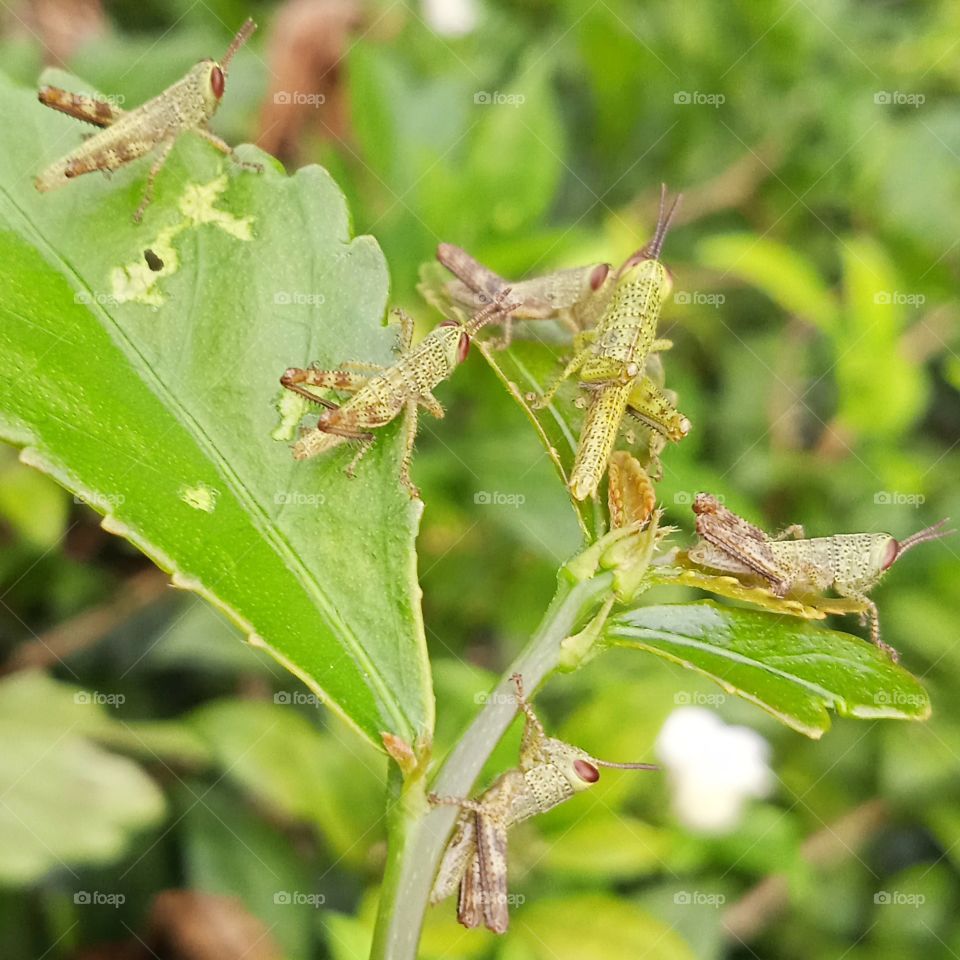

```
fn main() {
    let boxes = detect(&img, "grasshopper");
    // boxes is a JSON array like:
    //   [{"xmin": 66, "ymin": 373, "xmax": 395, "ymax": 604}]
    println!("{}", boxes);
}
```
[
  {"xmin": 526, "ymin": 187, "xmax": 689, "ymax": 500},
  {"xmin": 429, "ymin": 673, "xmax": 656, "ymax": 934},
  {"xmin": 688, "ymin": 493, "xmax": 954, "ymax": 659},
  {"xmin": 35, "ymin": 19, "xmax": 260, "ymax": 222},
  {"xmin": 280, "ymin": 294, "xmax": 515, "ymax": 498},
  {"xmin": 531, "ymin": 186, "xmax": 681, "ymax": 408},
  {"xmin": 436, "ymin": 242, "xmax": 614, "ymax": 345}
]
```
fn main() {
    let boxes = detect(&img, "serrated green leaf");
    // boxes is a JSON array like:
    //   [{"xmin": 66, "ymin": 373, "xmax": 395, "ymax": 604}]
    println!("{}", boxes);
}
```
[
  {"xmin": 0, "ymin": 72, "xmax": 432, "ymax": 748},
  {"xmin": 606, "ymin": 602, "xmax": 931, "ymax": 738}
]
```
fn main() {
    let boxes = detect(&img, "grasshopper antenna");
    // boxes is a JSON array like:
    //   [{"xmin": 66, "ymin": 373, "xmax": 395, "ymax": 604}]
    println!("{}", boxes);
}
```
[
  {"xmin": 591, "ymin": 759, "xmax": 659, "ymax": 771},
  {"xmin": 895, "ymin": 518, "xmax": 955, "ymax": 557},
  {"xmin": 646, "ymin": 183, "xmax": 682, "ymax": 260},
  {"xmin": 222, "ymin": 19, "xmax": 257, "ymax": 72},
  {"xmin": 466, "ymin": 287, "xmax": 519, "ymax": 335},
  {"xmin": 623, "ymin": 184, "xmax": 682, "ymax": 266}
]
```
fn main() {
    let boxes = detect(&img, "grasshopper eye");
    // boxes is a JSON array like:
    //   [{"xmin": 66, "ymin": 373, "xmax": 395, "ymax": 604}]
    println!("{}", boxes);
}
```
[
  {"xmin": 882, "ymin": 538, "xmax": 900, "ymax": 570},
  {"xmin": 590, "ymin": 263, "xmax": 610, "ymax": 290},
  {"xmin": 211, "ymin": 65, "xmax": 225, "ymax": 99},
  {"xmin": 458, "ymin": 332, "xmax": 471, "ymax": 363},
  {"xmin": 573, "ymin": 759, "xmax": 599, "ymax": 783}
]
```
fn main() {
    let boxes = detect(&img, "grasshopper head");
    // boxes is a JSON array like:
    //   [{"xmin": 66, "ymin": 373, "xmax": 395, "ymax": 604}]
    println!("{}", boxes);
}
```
[
  {"xmin": 190, "ymin": 61, "xmax": 224, "ymax": 113},
  {"xmin": 618, "ymin": 256, "xmax": 675, "ymax": 303},
  {"xmin": 879, "ymin": 518, "xmax": 954, "ymax": 571},
  {"xmin": 437, "ymin": 287, "xmax": 520, "ymax": 365},
  {"xmin": 541, "ymin": 736, "xmax": 658, "ymax": 795},
  {"xmin": 438, "ymin": 319, "xmax": 471, "ymax": 364},
  {"xmin": 197, "ymin": 19, "xmax": 257, "ymax": 111},
  {"xmin": 539, "ymin": 738, "xmax": 603, "ymax": 795}
]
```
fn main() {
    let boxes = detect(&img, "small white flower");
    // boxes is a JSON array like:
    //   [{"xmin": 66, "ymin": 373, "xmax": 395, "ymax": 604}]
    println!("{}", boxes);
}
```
[
  {"xmin": 421, "ymin": 0, "xmax": 479, "ymax": 36},
  {"xmin": 656, "ymin": 707, "xmax": 773, "ymax": 834}
]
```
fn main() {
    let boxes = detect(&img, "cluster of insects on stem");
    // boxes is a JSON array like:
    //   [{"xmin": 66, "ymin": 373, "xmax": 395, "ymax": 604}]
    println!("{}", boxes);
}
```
[
  {"xmin": 281, "ymin": 186, "xmax": 690, "ymax": 508},
  {"xmin": 278, "ymin": 182, "xmax": 951, "ymax": 661}
]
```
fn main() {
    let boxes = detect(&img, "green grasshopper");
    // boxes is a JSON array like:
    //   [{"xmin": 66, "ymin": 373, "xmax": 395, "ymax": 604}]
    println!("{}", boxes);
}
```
[
  {"xmin": 688, "ymin": 492, "xmax": 954, "ymax": 659},
  {"xmin": 436, "ymin": 242, "xmax": 615, "ymax": 344},
  {"xmin": 280, "ymin": 294, "xmax": 515, "ymax": 498},
  {"xmin": 35, "ymin": 19, "xmax": 260, "ymax": 222},
  {"xmin": 429, "ymin": 674, "xmax": 656, "ymax": 934},
  {"xmin": 531, "ymin": 187, "xmax": 681, "ymax": 407},
  {"xmin": 527, "ymin": 186, "xmax": 689, "ymax": 500}
]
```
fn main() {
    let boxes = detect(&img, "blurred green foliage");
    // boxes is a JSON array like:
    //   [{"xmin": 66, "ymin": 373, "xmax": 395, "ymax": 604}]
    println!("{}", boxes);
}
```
[{"xmin": 0, "ymin": 0, "xmax": 958, "ymax": 958}]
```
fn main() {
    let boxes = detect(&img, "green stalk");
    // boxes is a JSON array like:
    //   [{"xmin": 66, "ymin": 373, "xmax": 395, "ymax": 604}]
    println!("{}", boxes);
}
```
[{"xmin": 369, "ymin": 570, "xmax": 615, "ymax": 960}]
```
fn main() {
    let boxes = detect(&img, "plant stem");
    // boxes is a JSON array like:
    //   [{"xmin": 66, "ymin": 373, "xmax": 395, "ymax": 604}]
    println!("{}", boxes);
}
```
[{"xmin": 369, "ymin": 570, "xmax": 615, "ymax": 960}]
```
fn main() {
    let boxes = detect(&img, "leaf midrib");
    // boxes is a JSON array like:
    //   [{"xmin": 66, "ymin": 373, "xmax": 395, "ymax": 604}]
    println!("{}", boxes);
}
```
[{"xmin": 610, "ymin": 622, "xmax": 845, "ymax": 705}]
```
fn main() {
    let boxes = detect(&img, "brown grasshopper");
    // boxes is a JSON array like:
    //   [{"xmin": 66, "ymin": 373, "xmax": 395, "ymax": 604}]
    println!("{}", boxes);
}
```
[
  {"xmin": 436, "ymin": 242, "xmax": 614, "ymax": 345},
  {"xmin": 35, "ymin": 19, "xmax": 260, "ymax": 222},
  {"xmin": 688, "ymin": 493, "xmax": 954, "ymax": 659},
  {"xmin": 280, "ymin": 294, "xmax": 515, "ymax": 498},
  {"xmin": 429, "ymin": 673, "xmax": 656, "ymax": 934}
]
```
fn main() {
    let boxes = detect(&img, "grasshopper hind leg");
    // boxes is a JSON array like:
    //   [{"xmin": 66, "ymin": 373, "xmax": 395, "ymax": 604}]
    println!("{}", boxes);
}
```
[
  {"xmin": 37, "ymin": 86, "xmax": 124, "ymax": 127},
  {"xmin": 280, "ymin": 367, "xmax": 372, "ymax": 409}
]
